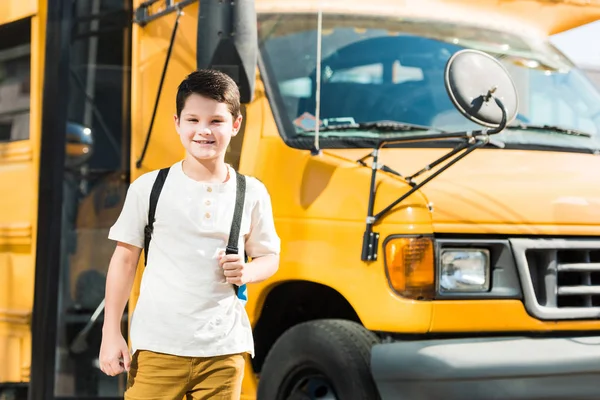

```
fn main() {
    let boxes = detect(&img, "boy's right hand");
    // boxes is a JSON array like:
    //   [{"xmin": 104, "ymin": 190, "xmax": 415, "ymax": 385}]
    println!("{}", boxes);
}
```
[{"xmin": 99, "ymin": 331, "xmax": 131, "ymax": 376}]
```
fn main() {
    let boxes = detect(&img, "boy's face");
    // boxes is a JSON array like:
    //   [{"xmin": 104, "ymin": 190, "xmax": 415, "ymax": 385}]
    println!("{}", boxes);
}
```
[{"xmin": 174, "ymin": 93, "xmax": 242, "ymax": 162}]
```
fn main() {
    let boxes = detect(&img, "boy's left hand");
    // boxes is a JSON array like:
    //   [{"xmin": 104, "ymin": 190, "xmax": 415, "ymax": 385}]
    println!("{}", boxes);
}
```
[{"xmin": 219, "ymin": 252, "xmax": 253, "ymax": 285}]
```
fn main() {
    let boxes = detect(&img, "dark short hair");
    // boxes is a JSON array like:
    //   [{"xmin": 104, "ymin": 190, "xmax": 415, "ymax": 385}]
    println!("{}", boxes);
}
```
[{"xmin": 176, "ymin": 69, "xmax": 241, "ymax": 118}]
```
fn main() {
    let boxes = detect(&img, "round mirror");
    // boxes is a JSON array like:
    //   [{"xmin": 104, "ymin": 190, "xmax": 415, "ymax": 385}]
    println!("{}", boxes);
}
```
[
  {"xmin": 444, "ymin": 49, "xmax": 518, "ymax": 129},
  {"xmin": 65, "ymin": 122, "xmax": 93, "ymax": 168}
]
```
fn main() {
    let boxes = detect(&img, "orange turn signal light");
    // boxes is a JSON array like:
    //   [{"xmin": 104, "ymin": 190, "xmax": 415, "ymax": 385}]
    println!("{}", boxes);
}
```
[{"xmin": 384, "ymin": 236, "xmax": 435, "ymax": 300}]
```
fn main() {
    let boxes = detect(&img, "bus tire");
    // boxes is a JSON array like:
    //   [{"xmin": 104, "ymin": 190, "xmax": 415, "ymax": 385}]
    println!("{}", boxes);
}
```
[{"xmin": 257, "ymin": 319, "xmax": 381, "ymax": 400}]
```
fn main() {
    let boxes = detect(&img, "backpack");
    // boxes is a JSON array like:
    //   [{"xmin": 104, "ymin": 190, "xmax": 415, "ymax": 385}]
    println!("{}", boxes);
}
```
[{"xmin": 143, "ymin": 167, "xmax": 248, "ymax": 304}]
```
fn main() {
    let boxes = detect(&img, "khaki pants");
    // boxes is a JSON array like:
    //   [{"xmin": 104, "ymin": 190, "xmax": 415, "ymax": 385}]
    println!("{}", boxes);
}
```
[{"xmin": 125, "ymin": 350, "xmax": 245, "ymax": 400}]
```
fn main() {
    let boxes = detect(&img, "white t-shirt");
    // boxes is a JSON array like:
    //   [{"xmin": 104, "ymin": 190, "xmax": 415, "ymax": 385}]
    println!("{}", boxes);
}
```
[{"xmin": 108, "ymin": 161, "xmax": 280, "ymax": 358}]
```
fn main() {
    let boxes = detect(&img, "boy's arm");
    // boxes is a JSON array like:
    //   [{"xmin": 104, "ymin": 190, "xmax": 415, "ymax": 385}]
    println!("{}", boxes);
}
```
[
  {"xmin": 220, "ymin": 253, "xmax": 279, "ymax": 285},
  {"xmin": 100, "ymin": 174, "xmax": 148, "ymax": 375},
  {"xmin": 247, "ymin": 254, "xmax": 279, "ymax": 283},
  {"xmin": 99, "ymin": 242, "xmax": 141, "ymax": 375},
  {"xmin": 103, "ymin": 242, "xmax": 141, "ymax": 334},
  {"xmin": 242, "ymin": 180, "xmax": 281, "ymax": 283},
  {"xmin": 221, "ymin": 180, "xmax": 281, "ymax": 285}
]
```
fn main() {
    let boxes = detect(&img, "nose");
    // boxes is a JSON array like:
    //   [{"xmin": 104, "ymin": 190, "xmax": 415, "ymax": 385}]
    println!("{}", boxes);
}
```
[{"xmin": 197, "ymin": 126, "xmax": 212, "ymax": 136}]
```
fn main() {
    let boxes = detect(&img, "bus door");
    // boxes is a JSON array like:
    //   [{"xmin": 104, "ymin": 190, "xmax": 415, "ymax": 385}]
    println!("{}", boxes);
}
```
[{"xmin": 29, "ymin": 0, "xmax": 133, "ymax": 399}]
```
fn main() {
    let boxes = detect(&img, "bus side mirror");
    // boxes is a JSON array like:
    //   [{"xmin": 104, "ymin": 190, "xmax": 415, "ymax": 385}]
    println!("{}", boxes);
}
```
[
  {"xmin": 65, "ymin": 122, "xmax": 93, "ymax": 168},
  {"xmin": 445, "ymin": 49, "xmax": 518, "ymax": 131},
  {"xmin": 197, "ymin": 0, "xmax": 257, "ymax": 103}
]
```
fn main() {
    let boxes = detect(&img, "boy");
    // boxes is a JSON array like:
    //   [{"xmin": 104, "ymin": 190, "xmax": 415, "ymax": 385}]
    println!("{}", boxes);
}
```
[{"xmin": 99, "ymin": 69, "xmax": 280, "ymax": 399}]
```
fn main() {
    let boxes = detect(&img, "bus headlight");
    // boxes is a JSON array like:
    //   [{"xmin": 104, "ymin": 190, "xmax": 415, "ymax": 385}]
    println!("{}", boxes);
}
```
[{"xmin": 439, "ymin": 249, "xmax": 490, "ymax": 293}]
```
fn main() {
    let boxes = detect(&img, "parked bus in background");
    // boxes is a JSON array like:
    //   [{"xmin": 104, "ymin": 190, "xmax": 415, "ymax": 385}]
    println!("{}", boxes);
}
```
[{"xmin": 1, "ymin": 0, "xmax": 600, "ymax": 399}]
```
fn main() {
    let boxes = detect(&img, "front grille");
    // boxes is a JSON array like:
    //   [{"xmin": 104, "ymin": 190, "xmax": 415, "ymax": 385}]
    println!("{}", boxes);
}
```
[{"xmin": 511, "ymin": 239, "xmax": 600, "ymax": 320}]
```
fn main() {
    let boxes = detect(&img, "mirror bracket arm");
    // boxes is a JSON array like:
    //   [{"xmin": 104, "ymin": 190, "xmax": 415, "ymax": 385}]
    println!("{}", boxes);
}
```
[
  {"xmin": 360, "ymin": 137, "xmax": 486, "ymax": 262},
  {"xmin": 360, "ymin": 147, "xmax": 381, "ymax": 261},
  {"xmin": 134, "ymin": 0, "xmax": 196, "ymax": 26},
  {"xmin": 488, "ymin": 97, "xmax": 508, "ymax": 134},
  {"xmin": 360, "ymin": 92, "xmax": 509, "ymax": 262}
]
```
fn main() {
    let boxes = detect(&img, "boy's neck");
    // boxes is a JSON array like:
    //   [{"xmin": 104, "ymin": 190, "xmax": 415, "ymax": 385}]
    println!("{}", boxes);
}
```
[{"xmin": 181, "ymin": 156, "xmax": 230, "ymax": 183}]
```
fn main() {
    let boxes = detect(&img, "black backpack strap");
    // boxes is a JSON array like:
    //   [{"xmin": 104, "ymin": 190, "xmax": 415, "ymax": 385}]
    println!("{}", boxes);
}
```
[
  {"xmin": 226, "ymin": 172, "xmax": 246, "ymax": 256},
  {"xmin": 226, "ymin": 172, "xmax": 246, "ymax": 295},
  {"xmin": 144, "ymin": 167, "xmax": 170, "ymax": 266}
]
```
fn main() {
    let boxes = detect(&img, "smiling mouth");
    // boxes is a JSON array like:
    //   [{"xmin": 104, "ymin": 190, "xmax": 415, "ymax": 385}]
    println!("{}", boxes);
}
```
[{"xmin": 194, "ymin": 140, "xmax": 216, "ymax": 145}]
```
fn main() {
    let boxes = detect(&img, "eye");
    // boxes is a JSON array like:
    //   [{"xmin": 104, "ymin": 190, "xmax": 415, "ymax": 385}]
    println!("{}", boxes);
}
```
[
  {"xmin": 187, "ymin": 118, "xmax": 198, "ymax": 122},
  {"xmin": 212, "ymin": 119, "xmax": 223, "ymax": 124}
]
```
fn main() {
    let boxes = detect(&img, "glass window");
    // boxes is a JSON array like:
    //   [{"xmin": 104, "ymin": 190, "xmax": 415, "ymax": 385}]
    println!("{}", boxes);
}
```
[
  {"xmin": 0, "ymin": 19, "xmax": 31, "ymax": 142},
  {"xmin": 53, "ymin": 0, "xmax": 132, "ymax": 397},
  {"xmin": 259, "ymin": 13, "xmax": 600, "ymax": 152}
]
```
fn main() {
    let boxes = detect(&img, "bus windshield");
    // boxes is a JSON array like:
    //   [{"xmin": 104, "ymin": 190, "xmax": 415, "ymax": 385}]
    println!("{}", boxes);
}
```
[{"xmin": 258, "ymin": 13, "xmax": 600, "ymax": 152}]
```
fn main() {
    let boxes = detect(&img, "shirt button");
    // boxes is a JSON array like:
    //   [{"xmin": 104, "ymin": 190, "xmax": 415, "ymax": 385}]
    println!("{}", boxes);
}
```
[
  {"xmin": 205, "ymin": 212, "xmax": 211, "ymax": 219},
  {"xmin": 205, "ymin": 200, "xmax": 211, "ymax": 206},
  {"xmin": 207, "ymin": 187, "xmax": 213, "ymax": 193}
]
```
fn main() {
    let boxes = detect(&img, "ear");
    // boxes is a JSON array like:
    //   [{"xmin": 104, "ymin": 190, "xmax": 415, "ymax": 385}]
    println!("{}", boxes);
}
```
[
  {"xmin": 232, "ymin": 114, "xmax": 243, "ymax": 136},
  {"xmin": 173, "ymin": 114, "xmax": 180, "ymax": 133}
]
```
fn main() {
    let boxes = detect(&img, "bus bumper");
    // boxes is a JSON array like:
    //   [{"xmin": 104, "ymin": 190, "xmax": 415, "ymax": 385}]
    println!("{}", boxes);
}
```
[{"xmin": 371, "ymin": 336, "xmax": 600, "ymax": 400}]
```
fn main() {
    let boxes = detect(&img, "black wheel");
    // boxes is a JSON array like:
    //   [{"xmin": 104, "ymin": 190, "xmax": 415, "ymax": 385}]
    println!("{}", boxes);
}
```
[{"xmin": 257, "ymin": 319, "xmax": 381, "ymax": 400}]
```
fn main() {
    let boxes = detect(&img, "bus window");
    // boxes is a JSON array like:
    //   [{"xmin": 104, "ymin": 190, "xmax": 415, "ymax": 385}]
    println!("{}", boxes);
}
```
[{"xmin": 0, "ymin": 18, "xmax": 31, "ymax": 142}]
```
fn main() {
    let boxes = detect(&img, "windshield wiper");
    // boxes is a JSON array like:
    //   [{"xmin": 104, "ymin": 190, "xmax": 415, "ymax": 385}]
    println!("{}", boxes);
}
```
[
  {"xmin": 302, "ymin": 120, "xmax": 449, "ymax": 178},
  {"xmin": 508, "ymin": 122, "xmax": 592, "ymax": 138},
  {"xmin": 302, "ymin": 120, "xmax": 446, "ymax": 134}
]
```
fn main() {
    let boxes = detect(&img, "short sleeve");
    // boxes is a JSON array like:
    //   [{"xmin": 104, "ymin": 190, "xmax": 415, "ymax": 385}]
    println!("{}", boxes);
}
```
[
  {"xmin": 108, "ymin": 179, "xmax": 148, "ymax": 249},
  {"xmin": 245, "ymin": 182, "xmax": 281, "ymax": 258}
]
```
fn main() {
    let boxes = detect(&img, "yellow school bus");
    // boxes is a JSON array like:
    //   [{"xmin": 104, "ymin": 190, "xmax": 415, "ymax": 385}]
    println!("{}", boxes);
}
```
[{"xmin": 2, "ymin": 0, "xmax": 600, "ymax": 399}]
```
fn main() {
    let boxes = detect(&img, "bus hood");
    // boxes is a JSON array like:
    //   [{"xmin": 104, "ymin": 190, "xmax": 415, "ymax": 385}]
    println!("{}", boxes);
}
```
[{"xmin": 339, "ymin": 148, "xmax": 600, "ymax": 235}]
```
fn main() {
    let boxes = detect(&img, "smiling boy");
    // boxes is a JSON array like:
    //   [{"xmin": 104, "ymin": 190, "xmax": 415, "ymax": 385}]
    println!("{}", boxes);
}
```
[{"xmin": 99, "ymin": 69, "xmax": 281, "ymax": 399}]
